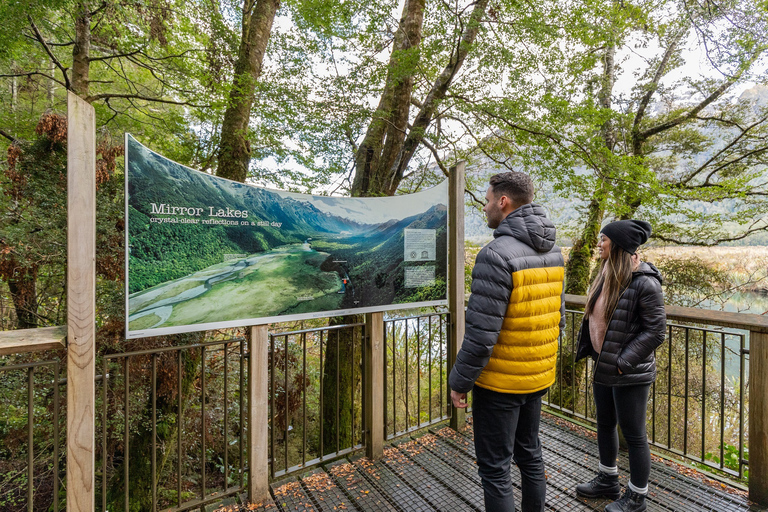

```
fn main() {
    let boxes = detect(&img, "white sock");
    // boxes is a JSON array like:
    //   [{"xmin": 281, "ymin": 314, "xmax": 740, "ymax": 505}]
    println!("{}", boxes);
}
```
[
  {"xmin": 628, "ymin": 481, "xmax": 648, "ymax": 495},
  {"xmin": 599, "ymin": 463, "xmax": 618, "ymax": 475}
]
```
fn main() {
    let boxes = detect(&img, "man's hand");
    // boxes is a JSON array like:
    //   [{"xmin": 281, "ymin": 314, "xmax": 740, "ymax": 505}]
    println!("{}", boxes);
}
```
[{"xmin": 451, "ymin": 390, "xmax": 468, "ymax": 409}]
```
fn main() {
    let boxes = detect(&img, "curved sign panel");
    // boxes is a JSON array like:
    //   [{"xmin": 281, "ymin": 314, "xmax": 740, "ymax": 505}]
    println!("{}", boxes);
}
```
[{"xmin": 125, "ymin": 134, "xmax": 448, "ymax": 338}]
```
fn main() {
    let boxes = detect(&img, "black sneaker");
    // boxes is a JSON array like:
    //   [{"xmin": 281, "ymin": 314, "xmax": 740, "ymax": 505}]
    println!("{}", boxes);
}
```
[
  {"xmin": 605, "ymin": 488, "xmax": 647, "ymax": 512},
  {"xmin": 575, "ymin": 472, "xmax": 621, "ymax": 499}
]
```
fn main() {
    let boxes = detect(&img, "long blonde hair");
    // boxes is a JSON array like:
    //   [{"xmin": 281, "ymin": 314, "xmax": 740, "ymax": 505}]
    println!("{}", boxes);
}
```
[{"xmin": 585, "ymin": 242, "xmax": 635, "ymax": 323}]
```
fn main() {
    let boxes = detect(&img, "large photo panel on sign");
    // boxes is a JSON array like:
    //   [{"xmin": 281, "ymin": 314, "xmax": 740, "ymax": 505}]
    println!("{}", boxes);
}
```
[{"xmin": 125, "ymin": 134, "xmax": 448, "ymax": 338}]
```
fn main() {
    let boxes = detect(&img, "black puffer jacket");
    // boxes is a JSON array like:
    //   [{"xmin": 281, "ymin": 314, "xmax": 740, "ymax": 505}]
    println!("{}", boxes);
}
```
[{"xmin": 575, "ymin": 262, "xmax": 666, "ymax": 387}]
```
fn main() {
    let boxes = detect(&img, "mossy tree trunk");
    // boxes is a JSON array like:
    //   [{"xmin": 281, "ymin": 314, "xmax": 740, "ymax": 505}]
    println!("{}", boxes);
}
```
[{"xmin": 321, "ymin": 320, "xmax": 361, "ymax": 455}]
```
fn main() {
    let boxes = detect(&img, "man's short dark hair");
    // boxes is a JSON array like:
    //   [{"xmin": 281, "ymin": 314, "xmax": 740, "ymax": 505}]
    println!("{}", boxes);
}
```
[{"xmin": 489, "ymin": 172, "xmax": 534, "ymax": 205}]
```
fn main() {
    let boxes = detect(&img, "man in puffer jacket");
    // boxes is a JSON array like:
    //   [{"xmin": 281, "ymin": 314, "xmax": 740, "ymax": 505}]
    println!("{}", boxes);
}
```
[{"xmin": 449, "ymin": 171, "xmax": 565, "ymax": 512}]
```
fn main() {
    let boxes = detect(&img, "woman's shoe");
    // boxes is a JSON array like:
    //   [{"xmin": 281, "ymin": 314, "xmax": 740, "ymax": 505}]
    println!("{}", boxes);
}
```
[
  {"xmin": 575, "ymin": 472, "xmax": 621, "ymax": 499},
  {"xmin": 604, "ymin": 488, "xmax": 647, "ymax": 512}
]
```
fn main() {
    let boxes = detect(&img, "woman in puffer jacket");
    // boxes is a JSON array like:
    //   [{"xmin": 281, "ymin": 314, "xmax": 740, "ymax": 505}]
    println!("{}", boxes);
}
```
[{"xmin": 574, "ymin": 220, "xmax": 666, "ymax": 512}]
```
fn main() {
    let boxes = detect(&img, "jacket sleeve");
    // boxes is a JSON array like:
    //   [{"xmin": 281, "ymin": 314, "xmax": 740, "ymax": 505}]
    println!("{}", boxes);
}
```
[
  {"xmin": 448, "ymin": 245, "xmax": 513, "ymax": 394},
  {"xmin": 617, "ymin": 276, "xmax": 666, "ymax": 372}
]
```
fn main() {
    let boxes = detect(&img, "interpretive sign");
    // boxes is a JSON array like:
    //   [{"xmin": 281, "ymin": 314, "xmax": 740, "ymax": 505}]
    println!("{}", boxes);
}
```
[{"xmin": 125, "ymin": 134, "xmax": 448, "ymax": 338}]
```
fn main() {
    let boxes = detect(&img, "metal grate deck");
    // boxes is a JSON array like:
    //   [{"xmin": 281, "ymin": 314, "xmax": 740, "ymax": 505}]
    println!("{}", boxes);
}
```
[{"xmin": 217, "ymin": 414, "xmax": 762, "ymax": 511}]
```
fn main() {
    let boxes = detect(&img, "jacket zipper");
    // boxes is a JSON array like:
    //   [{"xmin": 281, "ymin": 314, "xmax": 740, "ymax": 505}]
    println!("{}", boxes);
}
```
[{"xmin": 591, "ymin": 286, "xmax": 630, "ymax": 383}]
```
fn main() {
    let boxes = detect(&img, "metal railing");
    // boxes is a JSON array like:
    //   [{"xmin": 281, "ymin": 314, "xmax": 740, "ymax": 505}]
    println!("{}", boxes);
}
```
[
  {"xmin": 545, "ymin": 306, "xmax": 750, "ymax": 480},
  {"xmin": 384, "ymin": 312, "xmax": 450, "ymax": 439},
  {"xmin": 0, "ymin": 358, "xmax": 63, "ymax": 512},
  {"xmin": 267, "ymin": 322, "xmax": 365, "ymax": 479},
  {"xmin": 2, "ymin": 302, "xmax": 760, "ymax": 509},
  {"xmin": 99, "ymin": 335, "xmax": 248, "ymax": 512}
]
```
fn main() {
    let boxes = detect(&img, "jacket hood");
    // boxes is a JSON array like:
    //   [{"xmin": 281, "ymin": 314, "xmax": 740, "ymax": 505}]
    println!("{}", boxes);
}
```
[
  {"xmin": 493, "ymin": 203, "xmax": 556, "ymax": 253},
  {"xmin": 635, "ymin": 261, "xmax": 663, "ymax": 285}
]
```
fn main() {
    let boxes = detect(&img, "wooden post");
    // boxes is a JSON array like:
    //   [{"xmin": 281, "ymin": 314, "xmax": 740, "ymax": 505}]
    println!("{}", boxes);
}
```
[
  {"xmin": 66, "ymin": 91, "xmax": 96, "ymax": 512},
  {"xmin": 750, "ymin": 330, "xmax": 768, "ymax": 506},
  {"xmin": 448, "ymin": 161, "xmax": 466, "ymax": 431},
  {"xmin": 248, "ymin": 325, "xmax": 270, "ymax": 503},
  {"xmin": 364, "ymin": 312, "xmax": 385, "ymax": 459}
]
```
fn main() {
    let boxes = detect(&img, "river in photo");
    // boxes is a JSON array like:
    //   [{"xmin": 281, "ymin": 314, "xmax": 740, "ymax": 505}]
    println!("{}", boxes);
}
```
[{"xmin": 128, "ymin": 243, "xmax": 342, "ymax": 330}]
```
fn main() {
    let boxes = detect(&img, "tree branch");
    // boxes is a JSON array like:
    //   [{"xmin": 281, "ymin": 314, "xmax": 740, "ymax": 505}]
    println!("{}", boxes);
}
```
[
  {"xmin": 419, "ymin": 137, "xmax": 450, "ymax": 177},
  {"xmin": 88, "ymin": 49, "xmax": 142, "ymax": 62},
  {"xmin": 655, "ymin": 222, "xmax": 768, "ymax": 246},
  {"xmin": 678, "ymin": 112, "xmax": 768, "ymax": 185},
  {"xmin": 89, "ymin": 1, "xmax": 108, "ymax": 17},
  {"xmin": 0, "ymin": 71, "xmax": 67, "ymax": 88},
  {"xmin": 27, "ymin": 15, "xmax": 71, "ymax": 91},
  {"xmin": 637, "ymin": 50, "xmax": 763, "ymax": 142},
  {"xmin": 389, "ymin": 0, "xmax": 491, "ymax": 190},
  {"xmin": 632, "ymin": 31, "xmax": 684, "ymax": 143},
  {"xmin": 84, "ymin": 93, "xmax": 209, "ymax": 108},
  {"xmin": 0, "ymin": 129, "xmax": 19, "ymax": 144}
]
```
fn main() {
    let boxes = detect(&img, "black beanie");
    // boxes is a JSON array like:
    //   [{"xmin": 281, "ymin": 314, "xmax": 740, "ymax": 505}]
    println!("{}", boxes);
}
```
[{"xmin": 600, "ymin": 220, "xmax": 652, "ymax": 255}]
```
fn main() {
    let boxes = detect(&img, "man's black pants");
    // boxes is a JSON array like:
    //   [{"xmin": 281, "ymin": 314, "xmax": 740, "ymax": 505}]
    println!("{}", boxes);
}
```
[{"xmin": 472, "ymin": 385, "xmax": 547, "ymax": 512}]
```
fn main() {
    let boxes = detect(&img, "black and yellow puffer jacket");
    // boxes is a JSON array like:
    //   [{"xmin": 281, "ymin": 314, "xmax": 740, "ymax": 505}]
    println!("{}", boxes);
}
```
[{"xmin": 448, "ymin": 203, "xmax": 565, "ymax": 395}]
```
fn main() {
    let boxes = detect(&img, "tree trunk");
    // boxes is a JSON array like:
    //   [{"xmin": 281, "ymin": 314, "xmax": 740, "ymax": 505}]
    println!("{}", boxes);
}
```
[
  {"xmin": 217, "ymin": 0, "xmax": 280, "ymax": 183},
  {"xmin": 321, "ymin": 322, "xmax": 360, "ymax": 455},
  {"xmin": 564, "ymin": 195, "xmax": 603, "ymax": 295},
  {"xmin": 71, "ymin": 2, "xmax": 90, "ymax": 97},
  {"xmin": 351, "ymin": 0, "xmax": 425, "ymax": 197},
  {"xmin": 107, "ymin": 340, "xmax": 203, "ymax": 511},
  {"xmin": 563, "ymin": 40, "xmax": 615, "ymax": 294},
  {"xmin": 5, "ymin": 263, "xmax": 39, "ymax": 329},
  {"xmin": 351, "ymin": 0, "xmax": 489, "ymax": 196}
]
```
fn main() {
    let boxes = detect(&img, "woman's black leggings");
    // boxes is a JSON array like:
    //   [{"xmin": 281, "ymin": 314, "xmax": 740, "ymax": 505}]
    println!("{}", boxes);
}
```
[{"xmin": 593, "ymin": 382, "xmax": 651, "ymax": 488}]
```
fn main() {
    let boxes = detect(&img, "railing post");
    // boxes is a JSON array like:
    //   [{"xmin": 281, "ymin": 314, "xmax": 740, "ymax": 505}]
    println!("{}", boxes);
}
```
[
  {"xmin": 364, "ymin": 312, "xmax": 385, "ymax": 459},
  {"xmin": 448, "ymin": 162, "xmax": 466, "ymax": 431},
  {"xmin": 248, "ymin": 325, "xmax": 270, "ymax": 503},
  {"xmin": 66, "ymin": 91, "xmax": 96, "ymax": 512},
  {"xmin": 750, "ymin": 329, "xmax": 768, "ymax": 506}
]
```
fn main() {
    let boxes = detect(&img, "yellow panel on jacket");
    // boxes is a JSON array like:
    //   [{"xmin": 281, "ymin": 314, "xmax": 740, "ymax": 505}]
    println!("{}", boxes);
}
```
[{"xmin": 475, "ymin": 266, "xmax": 564, "ymax": 394}]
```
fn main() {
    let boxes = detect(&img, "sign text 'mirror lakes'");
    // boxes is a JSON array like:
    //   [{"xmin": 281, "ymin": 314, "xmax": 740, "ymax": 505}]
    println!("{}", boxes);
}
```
[{"xmin": 150, "ymin": 203, "xmax": 248, "ymax": 219}]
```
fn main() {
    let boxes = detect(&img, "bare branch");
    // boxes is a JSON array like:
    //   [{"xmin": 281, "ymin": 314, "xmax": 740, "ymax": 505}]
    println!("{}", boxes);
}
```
[
  {"xmin": 637, "ymin": 50, "xmax": 763, "ymax": 142},
  {"xmin": 655, "ymin": 223, "xmax": 768, "ymax": 246},
  {"xmin": 84, "ymin": 93, "xmax": 209, "ymax": 108},
  {"xmin": 419, "ymin": 138, "xmax": 450, "ymax": 177},
  {"xmin": 27, "ymin": 15, "xmax": 71, "ymax": 91},
  {"xmin": 0, "ymin": 71, "xmax": 67, "ymax": 88},
  {"xmin": 0, "ymin": 129, "xmax": 19, "ymax": 144},
  {"xmin": 88, "ymin": 49, "xmax": 141, "ymax": 62},
  {"xmin": 676, "ymin": 112, "xmax": 768, "ymax": 185}
]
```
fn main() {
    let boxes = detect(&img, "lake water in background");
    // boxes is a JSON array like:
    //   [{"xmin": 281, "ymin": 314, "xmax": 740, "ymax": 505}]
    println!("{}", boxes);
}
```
[
  {"xmin": 680, "ymin": 291, "xmax": 768, "ymax": 381},
  {"xmin": 699, "ymin": 290, "xmax": 768, "ymax": 315}
]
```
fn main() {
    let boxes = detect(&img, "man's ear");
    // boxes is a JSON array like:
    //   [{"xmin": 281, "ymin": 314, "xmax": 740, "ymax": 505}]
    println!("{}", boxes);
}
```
[{"xmin": 499, "ymin": 195, "xmax": 518, "ymax": 213}]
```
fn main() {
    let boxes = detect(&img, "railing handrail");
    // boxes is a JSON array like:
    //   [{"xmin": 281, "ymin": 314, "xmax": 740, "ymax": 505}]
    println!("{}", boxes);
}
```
[
  {"xmin": 565, "ymin": 293, "xmax": 768, "ymax": 333},
  {"xmin": 0, "ymin": 325, "xmax": 67, "ymax": 356}
]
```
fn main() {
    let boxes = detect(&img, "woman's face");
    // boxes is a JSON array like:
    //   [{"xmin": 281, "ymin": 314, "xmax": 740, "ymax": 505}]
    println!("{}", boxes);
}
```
[{"xmin": 597, "ymin": 234, "xmax": 611, "ymax": 260}]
